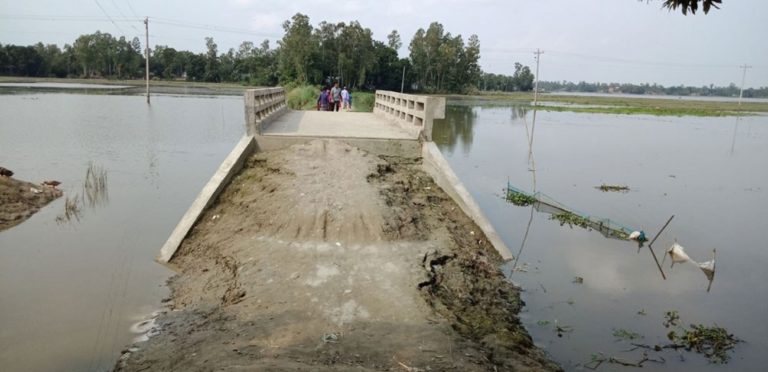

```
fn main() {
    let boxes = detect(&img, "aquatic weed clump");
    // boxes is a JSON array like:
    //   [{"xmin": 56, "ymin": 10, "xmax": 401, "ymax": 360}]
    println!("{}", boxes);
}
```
[
  {"xmin": 605, "ymin": 311, "xmax": 743, "ymax": 367},
  {"xmin": 667, "ymin": 324, "xmax": 741, "ymax": 364},
  {"xmin": 550, "ymin": 211, "xmax": 590, "ymax": 229},
  {"xmin": 506, "ymin": 190, "xmax": 536, "ymax": 206},
  {"xmin": 596, "ymin": 184, "xmax": 630, "ymax": 192}
]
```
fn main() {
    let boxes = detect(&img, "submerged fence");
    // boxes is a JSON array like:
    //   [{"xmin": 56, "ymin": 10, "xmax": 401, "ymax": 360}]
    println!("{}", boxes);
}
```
[{"xmin": 506, "ymin": 182, "xmax": 636, "ymax": 241}]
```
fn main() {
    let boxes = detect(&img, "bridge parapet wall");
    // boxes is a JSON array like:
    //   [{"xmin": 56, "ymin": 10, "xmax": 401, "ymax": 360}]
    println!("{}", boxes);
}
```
[
  {"xmin": 245, "ymin": 87, "xmax": 288, "ymax": 135},
  {"xmin": 373, "ymin": 90, "xmax": 445, "ymax": 141}
]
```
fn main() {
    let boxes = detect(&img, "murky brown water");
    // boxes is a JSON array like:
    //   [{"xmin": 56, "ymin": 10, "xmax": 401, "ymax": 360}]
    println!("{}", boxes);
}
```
[
  {"xmin": 0, "ymin": 91, "xmax": 244, "ymax": 371},
  {"xmin": 434, "ymin": 101, "xmax": 768, "ymax": 371}
]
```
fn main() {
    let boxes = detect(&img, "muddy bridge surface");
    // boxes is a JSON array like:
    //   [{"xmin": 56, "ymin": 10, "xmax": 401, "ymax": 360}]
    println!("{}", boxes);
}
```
[{"xmin": 115, "ymin": 89, "xmax": 557, "ymax": 371}]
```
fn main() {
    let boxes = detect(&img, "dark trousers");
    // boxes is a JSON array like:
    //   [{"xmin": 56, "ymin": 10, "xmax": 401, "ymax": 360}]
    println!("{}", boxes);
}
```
[{"xmin": 331, "ymin": 101, "xmax": 340, "ymax": 111}]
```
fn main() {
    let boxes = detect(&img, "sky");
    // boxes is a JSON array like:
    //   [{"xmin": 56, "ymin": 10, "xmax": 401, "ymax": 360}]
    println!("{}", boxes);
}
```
[{"xmin": 1, "ymin": 0, "xmax": 766, "ymax": 87}]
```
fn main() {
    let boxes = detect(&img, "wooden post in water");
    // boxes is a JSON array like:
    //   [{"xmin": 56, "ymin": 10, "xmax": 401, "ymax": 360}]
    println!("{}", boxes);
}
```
[
  {"xmin": 144, "ymin": 17, "xmax": 150, "ymax": 104},
  {"xmin": 647, "ymin": 215, "xmax": 675, "ymax": 280}
]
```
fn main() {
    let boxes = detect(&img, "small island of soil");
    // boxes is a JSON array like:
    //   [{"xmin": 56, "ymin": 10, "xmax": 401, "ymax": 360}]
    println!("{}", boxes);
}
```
[{"xmin": 0, "ymin": 176, "xmax": 61, "ymax": 232}]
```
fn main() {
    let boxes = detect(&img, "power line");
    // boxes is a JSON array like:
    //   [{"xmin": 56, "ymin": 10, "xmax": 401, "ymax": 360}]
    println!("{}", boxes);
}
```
[
  {"xmin": 93, "ymin": 0, "xmax": 125, "ymax": 34},
  {"xmin": 0, "ymin": 14, "xmax": 140, "ymax": 22},
  {"xmin": 485, "ymin": 47, "xmax": 746, "ymax": 69},
  {"xmin": 126, "ymin": 1, "xmax": 140, "ymax": 19},
  {"xmin": 149, "ymin": 17, "xmax": 278, "ymax": 38},
  {"xmin": 109, "ymin": 0, "xmax": 141, "ymax": 34}
]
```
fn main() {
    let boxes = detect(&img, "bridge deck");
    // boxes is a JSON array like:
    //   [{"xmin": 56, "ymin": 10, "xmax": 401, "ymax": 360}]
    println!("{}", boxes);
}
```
[{"xmin": 262, "ymin": 110, "xmax": 417, "ymax": 140}]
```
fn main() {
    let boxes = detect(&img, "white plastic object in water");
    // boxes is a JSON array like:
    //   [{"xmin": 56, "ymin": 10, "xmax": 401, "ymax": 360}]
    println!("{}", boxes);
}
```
[
  {"xmin": 699, "ymin": 249, "xmax": 716, "ymax": 282},
  {"xmin": 667, "ymin": 243, "xmax": 692, "ymax": 267}
]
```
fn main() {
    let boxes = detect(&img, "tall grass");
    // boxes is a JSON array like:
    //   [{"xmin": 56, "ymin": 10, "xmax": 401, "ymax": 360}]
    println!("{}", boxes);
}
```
[
  {"xmin": 55, "ymin": 162, "xmax": 109, "ymax": 224},
  {"xmin": 351, "ymin": 92, "xmax": 374, "ymax": 112},
  {"xmin": 286, "ymin": 85, "xmax": 320, "ymax": 110},
  {"xmin": 83, "ymin": 162, "xmax": 108, "ymax": 207}
]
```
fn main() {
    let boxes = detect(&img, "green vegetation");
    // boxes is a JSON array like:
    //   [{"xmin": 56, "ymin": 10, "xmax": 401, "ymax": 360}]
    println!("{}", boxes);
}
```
[
  {"xmin": 284, "ymin": 85, "xmax": 375, "ymax": 112},
  {"xmin": 1, "ymin": 15, "xmax": 527, "ymax": 95},
  {"xmin": 351, "ymin": 92, "xmax": 374, "ymax": 112},
  {"xmin": 537, "ymin": 104, "xmax": 748, "ymax": 117},
  {"xmin": 286, "ymin": 84, "xmax": 319, "ymax": 110},
  {"xmin": 550, "ymin": 211, "xmax": 590, "ymax": 229},
  {"xmin": 612, "ymin": 328, "xmax": 643, "ymax": 341},
  {"xmin": 667, "ymin": 324, "xmax": 741, "ymax": 364},
  {"xmin": 605, "ymin": 310, "xmax": 741, "ymax": 365},
  {"xmin": 548, "ymin": 210, "xmax": 630, "ymax": 240},
  {"xmin": 506, "ymin": 190, "xmax": 537, "ymax": 206},
  {"xmin": 537, "ymin": 79, "xmax": 766, "ymax": 98},
  {"xmin": 461, "ymin": 91, "xmax": 768, "ymax": 116},
  {"xmin": 596, "ymin": 184, "xmax": 630, "ymax": 192}
]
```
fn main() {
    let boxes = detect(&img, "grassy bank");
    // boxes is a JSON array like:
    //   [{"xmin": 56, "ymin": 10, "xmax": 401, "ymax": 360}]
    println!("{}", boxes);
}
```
[
  {"xmin": 453, "ymin": 91, "xmax": 768, "ymax": 117},
  {"xmin": 351, "ymin": 91, "xmax": 374, "ymax": 112},
  {"xmin": 285, "ymin": 84, "xmax": 319, "ymax": 110}
]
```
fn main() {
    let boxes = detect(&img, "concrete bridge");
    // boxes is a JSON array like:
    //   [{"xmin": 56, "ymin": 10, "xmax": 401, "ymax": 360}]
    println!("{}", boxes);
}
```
[
  {"xmin": 116, "ymin": 88, "xmax": 556, "ymax": 372},
  {"xmin": 158, "ymin": 88, "xmax": 511, "ymax": 263}
]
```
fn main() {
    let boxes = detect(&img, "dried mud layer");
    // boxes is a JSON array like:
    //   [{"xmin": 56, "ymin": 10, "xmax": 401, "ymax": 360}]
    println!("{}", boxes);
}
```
[
  {"xmin": 115, "ymin": 139, "xmax": 559, "ymax": 371},
  {"xmin": 0, "ymin": 176, "xmax": 61, "ymax": 232}
]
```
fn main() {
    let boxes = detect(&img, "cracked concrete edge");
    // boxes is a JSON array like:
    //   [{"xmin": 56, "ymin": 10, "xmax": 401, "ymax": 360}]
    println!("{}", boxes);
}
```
[
  {"xmin": 157, "ymin": 135, "xmax": 257, "ymax": 264},
  {"xmin": 421, "ymin": 142, "xmax": 514, "ymax": 261}
]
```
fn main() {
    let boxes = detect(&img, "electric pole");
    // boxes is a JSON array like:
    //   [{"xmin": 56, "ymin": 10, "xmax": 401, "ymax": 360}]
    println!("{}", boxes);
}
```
[
  {"xmin": 738, "ymin": 64, "xmax": 752, "ymax": 106},
  {"xmin": 400, "ymin": 65, "xmax": 406, "ymax": 93},
  {"xmin": 533, "ymin": 49, "xmax": 544, "ymax": 106},
  {"xmin": 144, "ymin": 16, "xmax": 150, "ymax": 104},
  {"xmin": 528, "ymin": 49, "xmax": 544, "ymax": 159}
]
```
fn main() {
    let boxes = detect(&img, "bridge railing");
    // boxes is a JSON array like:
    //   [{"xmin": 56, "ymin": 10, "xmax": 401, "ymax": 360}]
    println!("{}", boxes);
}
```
[
  {"xmin": 373, "ymin": 90, "xmax": 445, "ymax": 141},
  {"xmin": 244, "ymin": 87, "xmax": 288, "ymax": 135}
]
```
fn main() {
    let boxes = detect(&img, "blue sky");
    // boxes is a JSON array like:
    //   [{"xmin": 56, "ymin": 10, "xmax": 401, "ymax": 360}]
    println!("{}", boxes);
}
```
[{"xmin": 1, "ymin": 0, "xmax": 766, "ymax": 87}]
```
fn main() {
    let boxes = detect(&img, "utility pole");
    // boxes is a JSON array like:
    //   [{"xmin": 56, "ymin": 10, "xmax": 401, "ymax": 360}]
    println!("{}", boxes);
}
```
[
  {"xmin": 738, "ymin": 64, "xmax": 752, "ymax": 106},
  {"xmin": 732, "ymin": 63, "xmax": 752, "ymax": 155},
  {"xmin": 144, "ymin": 16, "xmax": 150, "ymax": 104},
  {"xmin": 533, "ymin": 49, "xmax": 544, "ymax": 106},
  {"xmin": 400, "ymin": 65, "xmax": 406, "ymax": 93}
]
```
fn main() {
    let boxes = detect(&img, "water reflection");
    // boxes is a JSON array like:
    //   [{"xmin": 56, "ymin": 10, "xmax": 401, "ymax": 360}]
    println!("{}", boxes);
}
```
[
  {"xmin": 432, "ymin": 105, "xmax": 476, "ymax": 154},
  {"xmin": 433, "ymin": 102, "xmax": 530, "ymax": 156},
  {"xmin": 432, "ymin": 100, "xmax": 768, "ymax": 370}
]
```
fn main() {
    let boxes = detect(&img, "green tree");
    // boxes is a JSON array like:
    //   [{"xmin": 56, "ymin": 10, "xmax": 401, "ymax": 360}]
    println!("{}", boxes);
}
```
[
  {"xmin": 203, "ymin": 37, "xmax": 220, "ymax": 82},
  {"xmin": 408, "ymin": 22, "xmax": 481, "ymax": 93},
  {"xmin": 387, "ymin": 30, "xmax": 402, "ymax": 50},
  {"xmin": 278, "ymin": 13, "xmax": 315, "ymax": 83},
  {"xmin": 512, "ymin": 63, "xmax": 534, "ymax": 91}
]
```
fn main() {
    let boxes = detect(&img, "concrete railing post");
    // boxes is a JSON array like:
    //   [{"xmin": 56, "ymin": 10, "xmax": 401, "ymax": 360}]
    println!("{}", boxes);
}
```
[
  {"xmin": 372, "ymin": 90, "xmax": 445, "ymax": 141},
  {"xmin": 244, "ymin": 87, "xmax": 288, "ymax": 135}
]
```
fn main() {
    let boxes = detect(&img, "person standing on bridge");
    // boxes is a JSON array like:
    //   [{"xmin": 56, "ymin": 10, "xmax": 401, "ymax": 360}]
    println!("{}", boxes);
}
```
[
  {"xmin": 330, "ymin": 83, "xmax": 342, "ymax": 112},
  {"xmin": 341, "ymin": 86, "xmax": 350, "ymax": 111},
  {"xmin": 317, "ymin": 86, "xmax": 329, "ymax": 111}
]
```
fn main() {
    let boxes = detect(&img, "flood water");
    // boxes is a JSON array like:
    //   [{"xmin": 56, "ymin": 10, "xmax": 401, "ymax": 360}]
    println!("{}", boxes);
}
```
[
  {"xmin": 0, "ymin": 92, "xmax": 244, "ymax": 371},
  {"xmin": 433, "ymin": 101, "xmax": 768, "ymax": 371}
]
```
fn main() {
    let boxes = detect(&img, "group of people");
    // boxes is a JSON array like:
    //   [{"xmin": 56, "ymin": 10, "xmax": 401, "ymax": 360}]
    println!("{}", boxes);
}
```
[{"xmin": 317, "ymin": 83, "xmax": 352, "ymax": 112}]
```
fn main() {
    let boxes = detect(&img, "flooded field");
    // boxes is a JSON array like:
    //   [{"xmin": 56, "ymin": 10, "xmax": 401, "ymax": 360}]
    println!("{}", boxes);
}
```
[
  {"xmin": 2, "ymin": 90, "xmax": 766, "ymax": 371},
  {"xmin": 0, "ymin": 92, "xmax": 244, "ymax": 371},
  {"xmin": 433, "ymin": 102, "xmax": 768, "ymax": 370}
]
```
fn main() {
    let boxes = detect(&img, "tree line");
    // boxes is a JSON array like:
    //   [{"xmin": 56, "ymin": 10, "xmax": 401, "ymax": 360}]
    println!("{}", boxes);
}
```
[
  {"xmin": 0, "ymin": 13, "xmax": 535, "ymax": 94},
  {"xmin": 537, "ymin": 80, "xmax": 768, "ymax": 98}
]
